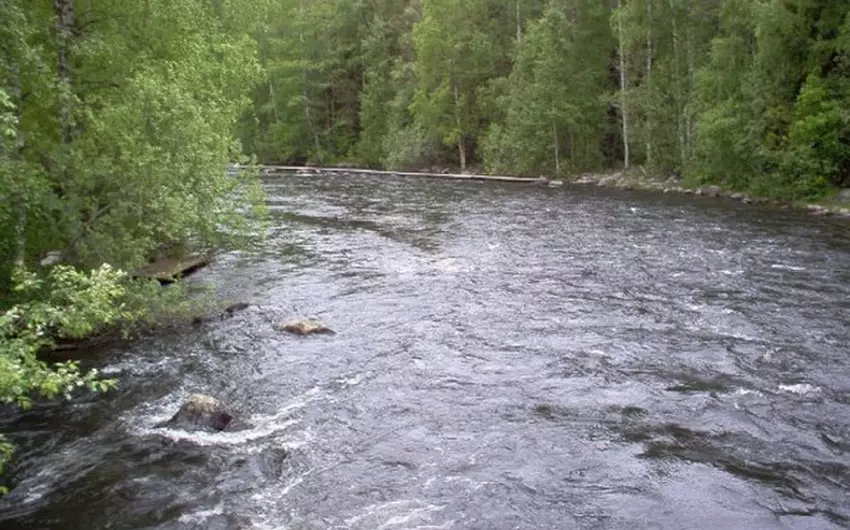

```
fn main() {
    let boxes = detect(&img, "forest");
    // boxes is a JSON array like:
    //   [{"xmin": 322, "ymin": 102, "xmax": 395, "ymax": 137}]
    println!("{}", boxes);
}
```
[
  {"xmin": 0, "ymin": 0, "xmax": 849, "ymax": 482},
  {"xmin": 245, "ymin": 0, "xmax": 850, "ymax": 201}
]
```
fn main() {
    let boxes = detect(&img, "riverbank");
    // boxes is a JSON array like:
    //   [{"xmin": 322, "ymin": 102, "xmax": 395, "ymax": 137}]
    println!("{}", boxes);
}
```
[
  {"xmin": 570, "ymin": 170, "xmax": 850, "ymax": 219},
  {"xmin": 260, "ymin": 164, "xmax": 850, "ymax": 219}
]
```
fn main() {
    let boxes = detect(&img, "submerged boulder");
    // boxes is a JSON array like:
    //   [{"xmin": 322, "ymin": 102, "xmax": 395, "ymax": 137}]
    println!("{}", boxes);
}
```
[
  {"xmin": 191, "ymin": 302, "xmax": 253, "ymax": 326},
  {"xmin": 165, "ymin": 394, "xmax": 233, "ymax": 432},
  {"xmin": 275, "ymin": 317, "xmax": 334, "ymax": 336}
]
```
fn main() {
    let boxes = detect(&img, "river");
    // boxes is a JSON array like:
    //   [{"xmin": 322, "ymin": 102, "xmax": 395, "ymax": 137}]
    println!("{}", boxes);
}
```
[{"xmin": 1, "ymin": 171, "xmax": 849, "ymax": 529}]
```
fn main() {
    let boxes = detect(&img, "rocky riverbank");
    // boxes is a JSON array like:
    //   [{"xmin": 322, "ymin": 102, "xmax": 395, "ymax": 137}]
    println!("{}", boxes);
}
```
[{"xmin": 571, "ymin": 171, "xmax": 850, "ymax": 219}]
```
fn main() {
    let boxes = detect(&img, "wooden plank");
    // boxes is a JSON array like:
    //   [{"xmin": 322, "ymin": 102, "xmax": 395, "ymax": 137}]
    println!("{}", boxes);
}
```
[
  {"xmin": 133, "ymin": 255, "xmax": 211, "ymax": 283},
  {"xmin": 259, "ymin": 165, "xmax": 552, "ymax": 184}
]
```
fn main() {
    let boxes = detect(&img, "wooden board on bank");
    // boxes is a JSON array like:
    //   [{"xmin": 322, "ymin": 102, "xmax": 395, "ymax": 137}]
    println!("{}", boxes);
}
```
[
  {"xmin": 133, "ymin": 255, "xmax": 211, "ymax": 283},
  {"xmin": 260, "ymin": 165, "xmax": 554, "ymax": 184}
]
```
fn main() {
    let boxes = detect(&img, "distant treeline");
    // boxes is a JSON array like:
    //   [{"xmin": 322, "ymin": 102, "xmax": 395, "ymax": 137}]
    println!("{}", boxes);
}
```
[{"xmin": 243, "ymin": 0, "xmax": 850, "ymax": 201}]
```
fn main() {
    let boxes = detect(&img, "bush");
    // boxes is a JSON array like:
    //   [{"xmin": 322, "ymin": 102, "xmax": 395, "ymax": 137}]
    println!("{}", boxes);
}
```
[
  {"xmin": 778, "ymin": 73, "xmax": 848, "ymax": 199},
  {"xmin": 0, "ymin": 264, "xmax": 129, "ymax": 491}
]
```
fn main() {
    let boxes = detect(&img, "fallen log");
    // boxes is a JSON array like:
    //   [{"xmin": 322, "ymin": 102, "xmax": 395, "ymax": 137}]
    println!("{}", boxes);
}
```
[
  {"xmin": 133, "ymin": 255, "xmax": 212, "ymax": 284},
  {"xmin": 260, "ymin": 165, "xmax": 553, "ymax": 184}
]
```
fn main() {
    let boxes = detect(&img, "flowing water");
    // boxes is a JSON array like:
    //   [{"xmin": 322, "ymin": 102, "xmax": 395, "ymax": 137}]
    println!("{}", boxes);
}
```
[{"xmin": 1, "ymin": 172, "xmax": 849, "ymax": 529}]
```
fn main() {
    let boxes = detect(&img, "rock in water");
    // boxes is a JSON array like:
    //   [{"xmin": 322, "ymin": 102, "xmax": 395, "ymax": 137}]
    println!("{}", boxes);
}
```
[
  {"xmin": 223, "ymin": 302, "xmax": 251, "ymax": 315},
  {"xmin": 166, "ymin": 394, "xmax": 233, "ymax": 432},
  {"xmin": 275, "ymin": 317, "xmax": 334, "ymax": 336}
]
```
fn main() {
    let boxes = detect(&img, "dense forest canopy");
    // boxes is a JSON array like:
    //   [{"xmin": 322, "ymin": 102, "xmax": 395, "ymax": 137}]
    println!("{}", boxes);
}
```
[
  {"xmin": 0, "ymin": 0, "xmax": 267, "ymax": 286},
  {"xmin": 246, "ymin": 0, "xmax": 850, "ymax": 201}
]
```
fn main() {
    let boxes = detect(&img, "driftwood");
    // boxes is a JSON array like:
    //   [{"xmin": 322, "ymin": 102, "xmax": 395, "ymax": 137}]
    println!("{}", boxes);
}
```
[
  {"xmin": 260, "ymin": 165, "xmax": 556, "ymax": 185},
  {"xmin": 133, "ymin": 255, "xmax": 212, "ymax": 284}
]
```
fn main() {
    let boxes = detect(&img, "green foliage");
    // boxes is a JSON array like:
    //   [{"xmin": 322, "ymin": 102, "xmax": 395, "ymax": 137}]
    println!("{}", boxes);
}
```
[
  {"xmin": 0, "ymin": 265, "xmax": 122, "ymax": 404},
  {"xmin": 687, "ymin": 0, "xmax": 850, "ymax": 199},
  {"xmin": 0, "ymin": 436, "xmax": 12, "ymax": 494},
  {"xmin": 484, "ymin": 0, "xmax": 612, "ymax": 176},
  {"xmin": 0, "ymin": 89, "xmax": 15, "ymax": 139},
  {"xmin": 411, "ymin": 0, "xmax": 503, "ymax": 169},
  {"xmin": 245, "ymin": 0, "xmax": 373, "ymax": 165},
  {"xmin": 356, "ymin": 5, "xmax": 421, "ymax": 167},
  {"xmin": 0, "ymin": 264, "xmax": 127, "ymax": 492},
  {"xmin": 231, "ymin": 0, "xmax": 850, "ymax": 200},
  {"xmin": 0, "ymin": 0, "xmax": 267, "ymax": 281},
  {"xmin": 776, "ymin": 73, "xmax": 849, "ymax": 198}
]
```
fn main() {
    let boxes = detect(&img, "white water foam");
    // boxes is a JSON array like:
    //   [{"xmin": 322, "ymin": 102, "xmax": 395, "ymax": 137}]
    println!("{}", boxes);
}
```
[
  {"xmin": 733, "ymin": 388, "xmax": 764, "ymax": 397},
  {"xmin": 778, "ymin": 383, "xmax": 821, "ymax": 396},
  {"xmin": 343, "ymin": 499, "xmax": 448, "ymax": 530},
  {"xmin": 11, "ymin": 443, "xmax": 100, "ymax": 506},
  {"xmin": 99, "ymin": 356, "xmax": 173, "ymax": 377},
  {"xmin": 130, "ymin": 387, "xmax": 322, "ymax": 447},
  {"xmin": 177, "ymin": 503, "xmax": 225, "ymax": 524},
  {"xmin": 18, "ymin": 472, "xmax": 52, "ymax": 505},
  {"xmin": 770, "ymin": 264, "xmax": 806, "ymax": 272},
  {"xmin": 729, "ymin": 387, "xmax": 765, "ymax": 409}
]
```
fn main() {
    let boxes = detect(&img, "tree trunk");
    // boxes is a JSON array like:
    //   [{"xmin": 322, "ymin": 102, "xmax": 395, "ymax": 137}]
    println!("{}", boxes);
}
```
[
  {"xmin": 299, "ymin": 0, "xmax": 321, "ymax": 160},
  {"xmin": 54, "ymin": 0, "xmax": 75, "ymax": 147},
  {"xmin": 328, "ymin": 94, "xmax": 335, "ymax": 153},
  {"xmin": 685, "ymin": 0, "xmax": 695, "ymax": 160},
  {"xmin": 13, "ymin": 203, "xmax": 27, "ymax": 267},
  {"xmin": 9, "ymin": 70, "xmax": 26, "ymax": 266},
  {"xmin": 516, "ymin": 0, "xmax": 522, "ymax": 43},
  {"xmin": 617, "ymin": 0, "xmax": 630, "ymax": 170},
  {"xmin": 553, "ymin": 120, "xmax": 560, "ymax": 175},
  {"xmin": 453, "ymin": 82, "xmax": 466, "ymax": 171},
  {"xmin": 269, "ymin": 83, "xmax": 279, "ymax": 122},
  {"xmin": 569, "ymin": 129, "xmax": 576, "ymax": 170},
  {"xmin": 671, "ymin": 0, "xmax": 685, "ymax": 168},
  {"xmin": 261, "ymin": 30, "xmax": 280, "ymax": 123},
  {"xmin": 645, "ymin": 0, "xmax": 652, "ymax": 165},
  {"xmin": 53, "ymin": 0, "xmax": 79, "ymax": 249}
]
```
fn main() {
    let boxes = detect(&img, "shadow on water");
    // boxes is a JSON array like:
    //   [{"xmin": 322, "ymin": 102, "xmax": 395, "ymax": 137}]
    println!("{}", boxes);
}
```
[
  {"xmin": 2, "ymin": 172, "xmax": 850, "ymax": 529},
  {"xmin": 621, "ymin": 421, "xmax": 850, "ymax": 526}
]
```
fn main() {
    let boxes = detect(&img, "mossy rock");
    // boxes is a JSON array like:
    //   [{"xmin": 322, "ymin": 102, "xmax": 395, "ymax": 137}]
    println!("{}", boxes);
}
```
[
  {"xmin": 164, "ymin": 394, "xmax": 233, "ymax": 432},
  {"xmin": 275, "ymin": 318, "xmax": 334, "ymax": 336}
]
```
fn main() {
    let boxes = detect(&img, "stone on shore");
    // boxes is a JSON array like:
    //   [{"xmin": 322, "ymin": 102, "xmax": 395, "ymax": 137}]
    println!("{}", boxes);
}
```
[
  {"xmin": 597, "ymin": 174, "xmax": 621, "ymax": 187},
  {"xmin": 700, "ymin": 185, "xmax": 724, "ymax": 198},
  {"xmin": 806, "ymin": 204, "xmax": 831, "ymax": 216}
]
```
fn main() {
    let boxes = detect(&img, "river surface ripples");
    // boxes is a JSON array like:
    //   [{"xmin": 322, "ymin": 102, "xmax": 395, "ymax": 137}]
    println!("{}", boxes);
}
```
[{"xmin": 1, "ymin": 172, "xmax": 849, "ymax": 529}]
